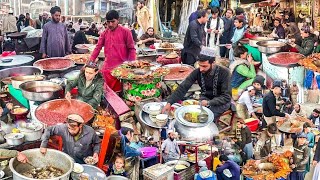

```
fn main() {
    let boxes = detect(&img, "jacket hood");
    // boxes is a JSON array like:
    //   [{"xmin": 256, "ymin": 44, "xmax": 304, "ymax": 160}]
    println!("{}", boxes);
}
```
[{"xmin": 229, "ymin": 57, "xmax": 250, "ymax": 74}]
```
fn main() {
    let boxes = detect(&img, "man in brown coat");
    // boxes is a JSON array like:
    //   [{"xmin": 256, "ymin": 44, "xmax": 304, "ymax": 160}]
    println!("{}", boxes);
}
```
[{"xmin": 290, "ymin": 81, "xmax": 299, "ymax": 105}]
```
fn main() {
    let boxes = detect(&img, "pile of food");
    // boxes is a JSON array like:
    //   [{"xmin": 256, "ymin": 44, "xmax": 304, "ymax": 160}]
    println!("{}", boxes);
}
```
[
  {"xmin": 11, "ymin": 107, "xmax": 28, "ymax": 114},
  {"xmin": 184, "ymin": 111, "xmax": 201, "ymax": 123},
  {"xmin": 35, "ymin": 100, "xmax": 93, "ymax": 126},
  {"xmin": 112, "ymin": 60, "xmax": 169, "ymax": 80},
  {"xmin": 182, "ymin": 100, "xmax": 199, "ymax": 106},
  {"xmin": 243, "ymin": 151, "xmax": 292, "ymax": 180},
  {"xmin": 84, "ymin": 156, "xmax": 97, "ymax": 165},
  {"xmin": 160, "ymin": 42, "xmax": 175, "ymax": 49},
  {"xmin": 268, "ymin": 52, "xmax": 304, "ymax": 66},
  {"xmin": 22, "ymin": 166, "xmax": 64, "ymax": 179},
  {"xmin": 34, "ymin": 58, "xmax": 73, "ymax": 71},
  {"xmin": 299, "ymin": 53, "xmax": 320, "ymax": 72},
  {"xmin": 65, "ymin": 54, "xmax": 90, "ymax": 64},
  {"xmin": 163, "ymin": 65, "xmax": 194, "ymax": 81},
  {"xmin": 93, "ymin": 114, "xmax": 115, "ymax": 129}
]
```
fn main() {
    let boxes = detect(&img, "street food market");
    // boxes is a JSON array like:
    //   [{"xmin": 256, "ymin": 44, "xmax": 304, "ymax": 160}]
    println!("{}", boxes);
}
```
[{"xmin": 0, "ymin": 0, "xmax": 319, "ymax": 180}]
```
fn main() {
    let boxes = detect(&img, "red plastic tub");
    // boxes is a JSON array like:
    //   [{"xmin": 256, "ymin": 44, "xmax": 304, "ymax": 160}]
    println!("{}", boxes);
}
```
[
  {"xmin": 139, "ymin": 147, "xmax": 157, "ymax": 158},
  {"xmin": 246, "ymin": 119, "xmax": 259, "ymax": 132}
]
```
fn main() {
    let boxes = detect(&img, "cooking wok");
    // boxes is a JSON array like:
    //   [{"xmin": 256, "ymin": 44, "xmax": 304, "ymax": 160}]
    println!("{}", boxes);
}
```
[{"xmin": 35, "ymin": 99, "xmax": 94, "ymax": 126}]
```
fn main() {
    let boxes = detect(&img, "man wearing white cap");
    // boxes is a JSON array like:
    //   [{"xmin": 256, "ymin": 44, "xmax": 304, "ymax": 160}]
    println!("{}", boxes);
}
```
[
  {"xmin": 40, "ymin": 114, "xmax": 101, "ymax": 164},
  {"xmin": 194, "ymin": 160, "xmax": 215, "ymax": 180},
  {"xmin": 161, "ymin": 130, "xmax": 180, "ymax": 162},
  {"xmin": 2, "ymin": 10, "xmax": 17, "ymax": 35},
  {"xmin": 236, "ymin": 86, "xmax": 258, "ymax": 120}
]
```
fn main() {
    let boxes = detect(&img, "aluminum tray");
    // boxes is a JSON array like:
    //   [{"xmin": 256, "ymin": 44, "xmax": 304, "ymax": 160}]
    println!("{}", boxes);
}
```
[
  {"xmin": 278, "ymin": 121, "xmax": 304, "ymax": 134},
  {"xmin": 174, "ymin": 105, "xmax": 214, "ymax": 127}
]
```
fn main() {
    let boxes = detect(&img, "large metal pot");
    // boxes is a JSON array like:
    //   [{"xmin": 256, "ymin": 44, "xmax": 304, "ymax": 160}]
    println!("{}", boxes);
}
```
[
  {"xmin": 256, "ymin": 40, "xmax": 286, "ymax": 54},
  {"xmin": 9, "ymin": 148, "xmax": 74, "ymax": 180},
  {"xmin": 0, "ymin": 66, "xmax": 43, "ymax": 80},
  {"xmin": 4, "ymin": 133, "xmax": 24, "ymax": 146},
  {"xmin": 11, "ymin": 75, "xmax": 46, "ymax": 89},
  {"xmin": 19, "ymin": 81, "xmax": 62, "ymax": 101},
  {"xmin": 249, "ymin": 37, "xmax": 274, "ymax": 47},
  {"xmin": 18, "ymin": 123, "xmax": 43, "ymax": 142}
]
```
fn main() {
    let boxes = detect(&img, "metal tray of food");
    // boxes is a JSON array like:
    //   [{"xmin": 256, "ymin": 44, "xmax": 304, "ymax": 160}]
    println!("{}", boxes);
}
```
[
  {"xmin": 174, "ymin": 105, "xmax": 214, "ymax": 127},
  {"xmin": 139, "ymin": 111, "xmax": 166, "ymax": 129},
  {"xmin": 278, "ymin": 120, "xmax": 304, "ymax": 134},
  {"xmin": 163, "ymin": 64, "xmax": 195, "ymax": 81}
]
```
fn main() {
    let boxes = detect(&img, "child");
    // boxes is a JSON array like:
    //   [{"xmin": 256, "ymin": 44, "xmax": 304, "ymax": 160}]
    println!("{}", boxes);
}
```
[
  {"xmin": 236, "ymin": 119, "xmax": 253, "ymax": 160},
  {"xmin": 230, "ymin": 46, "xmax": 258, "ymax": 91},
  {"xmin": 288, "ymin": 132, "xmax": 309, "ymax": 180},
  {"xmin": 280, "ymin": 80, "xmax": 291, "ymax": 102},
  {"xmin": 106, "ymin": 154, "xmax": 127, "ymax": 177}
]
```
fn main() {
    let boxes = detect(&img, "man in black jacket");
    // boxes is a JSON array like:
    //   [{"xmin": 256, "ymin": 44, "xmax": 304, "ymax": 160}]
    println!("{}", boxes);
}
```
[
  {"xmin": 163, "ymin": 55, "xmax": 231, "ymax": 119},
  {"xmin": 182, "ymin": 10, "xmax": 208, "ymax": 65},
  {"xmin": 262, "ymin": 80, "xmax": 289, "ymax": 125},
  {"xmin": 220, "ymin": 8, "xmax": 234, "ymax": 58},
  {"xmin": 72, "ymin": 25, "xmax": 89, "ymax": 52}
]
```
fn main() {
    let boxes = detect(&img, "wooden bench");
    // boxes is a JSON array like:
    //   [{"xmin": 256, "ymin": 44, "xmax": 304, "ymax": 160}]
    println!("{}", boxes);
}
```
[{"xmin": 216, "ymin": 110, "xmax": 236, "ymax": 133}]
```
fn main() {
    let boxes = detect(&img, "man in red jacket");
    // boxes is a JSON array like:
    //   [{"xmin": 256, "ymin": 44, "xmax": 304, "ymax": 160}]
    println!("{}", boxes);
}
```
[{"xmin": 90, "ymin": 10, "xmax": 136, "ymax": 92}]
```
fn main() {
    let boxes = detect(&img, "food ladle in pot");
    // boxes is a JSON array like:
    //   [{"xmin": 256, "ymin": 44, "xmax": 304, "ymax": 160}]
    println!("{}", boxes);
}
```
[{"xmin": 197, "ymin": 101, "xmax": 208, "ymax": 123}]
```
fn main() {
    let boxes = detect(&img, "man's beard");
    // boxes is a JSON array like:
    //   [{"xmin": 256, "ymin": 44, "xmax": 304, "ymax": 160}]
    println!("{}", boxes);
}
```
[
  {"xmin": 169, "ymin": 137, "xmax": 174, "ymax": 141},
  {"xmin": 201, "ymin": 66, "xmax": 212, "ymax": 75},
  {"xmin": 53, "ymin": 18, "xmax": 59, "ymax": 23}
]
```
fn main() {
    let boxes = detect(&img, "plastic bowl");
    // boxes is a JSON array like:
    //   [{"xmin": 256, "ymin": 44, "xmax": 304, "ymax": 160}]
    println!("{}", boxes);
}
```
[
  {"xmin": 246, "ymin": 119, "xmax": 259, "ymax": 132},
  {"xmin": 139, "ymin": 147, "xmax": 157, "ymax": 158},
  {"xmin": 1, "ymin": 58, "xmax": 13, "ymax": 63}
]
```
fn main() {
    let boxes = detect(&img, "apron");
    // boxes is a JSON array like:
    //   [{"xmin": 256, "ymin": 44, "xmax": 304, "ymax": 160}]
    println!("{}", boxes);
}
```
[
  {"xmin": 101, "ymin": 68, "xmax": 122, "ymax": 93},
  {"xmin": 313, "ymin": 162, "xmax": 320, "ymax": 180}
]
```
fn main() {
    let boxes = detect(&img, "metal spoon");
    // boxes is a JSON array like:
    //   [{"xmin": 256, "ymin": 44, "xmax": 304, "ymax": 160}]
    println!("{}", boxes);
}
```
[{"xmin": 197, "ymin": 101, "xmax": 208, "ymax": 123}]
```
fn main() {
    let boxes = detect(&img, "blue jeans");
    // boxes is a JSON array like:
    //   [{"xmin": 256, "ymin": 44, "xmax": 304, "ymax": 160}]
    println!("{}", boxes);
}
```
[{"xmin": 243, "ymin": 142, "xmax": 253, "ymax": 159}]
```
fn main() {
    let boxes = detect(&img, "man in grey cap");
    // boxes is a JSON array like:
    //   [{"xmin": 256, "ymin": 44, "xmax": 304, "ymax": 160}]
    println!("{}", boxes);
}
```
[
  {"xmin": 40, "ymin": 114, "xmax": 101, "ymax": 164},
  {"xmin": 262, "ymin": 80, "xmax": 289, "ymax": 125}
]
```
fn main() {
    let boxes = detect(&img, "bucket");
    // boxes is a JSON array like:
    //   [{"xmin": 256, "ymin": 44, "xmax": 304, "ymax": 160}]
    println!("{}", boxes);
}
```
[
  {"xmin": 139, "ymin": 147, "xmax": 157, "ymax": 158},
  {"xmin": 245, "ymin": 119, "xmax": 259, "ymax": 132}
]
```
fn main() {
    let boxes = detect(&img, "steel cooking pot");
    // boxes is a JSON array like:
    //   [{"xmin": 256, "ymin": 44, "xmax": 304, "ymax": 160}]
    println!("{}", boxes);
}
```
[
  {"xmin": 18, "ymin": 123, "xmax": 43, "ymax": 141},
  {"xmin": 249, "ymin": 37, "xmax": 274, "ymax": 47},
  {"xmin": 11, "ymin": 75, "xmax": 45, "ymax": 89},
  {"xmin": 19, "ymin": 81, "xmax": 62, "ymax": 101},
  {"xmin": 256, "ymin": 40, "xmax": 286, "ymax": 54},
  {"xmin": 9, "ymin": 148, "xmax": 74, "ymax": 180},
  {"xmin": 4, "ymin": 133, "xmax": 24, "ymax": 146}
]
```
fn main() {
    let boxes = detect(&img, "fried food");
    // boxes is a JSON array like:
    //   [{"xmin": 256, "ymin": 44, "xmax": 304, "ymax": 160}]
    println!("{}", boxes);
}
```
[
  {"xmin": 160, "ymin": 42, "xmax": 175, "ymax": 49},
  {"xmin": 12, "ymin": 107, "xmax": 28, "ymax": 114},
  {"xmin": 283, "ymin": 150, "xmax": 293, "ymax": 158},
  {"xmin": 184, "ymin": 112, "xmax": 200, "ymax": 123},
  {"xmin": 251, "ymin": 174, "xmax": 264, "ymax": 180},
  {"xmin": 22, "ymin": 166, "xmax": 64, "ymax": 179}
]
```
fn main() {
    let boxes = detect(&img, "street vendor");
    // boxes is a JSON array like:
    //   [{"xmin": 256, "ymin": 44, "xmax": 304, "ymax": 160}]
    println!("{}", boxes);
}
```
[
  {"xmin": 262, "ymin": 80, "xmax": 289, "ymax": 125},
  {"xmin": 72, "ymin": 25, "xmax": 89, "ymax": 52},
  {"xmin": 236, "ymin": 86, "xmax": 258, "ymax": 119},
  {"xmin": 162, "ymin": 54, "xmax": 232, "ymax": 119},
  {"xmin": 161, "ymin": 130, "xmax": 180, "ymax": 162},
  {"xmin": 254, "ymin": 123, "xmax": 281, "ymax": 159},
  {"xmin": 288, "ymin": 132, "xmax": 309, "ymax": 180},
  {"xmin": 289, "ymin": 25, "xmax": 315, "ymax": 56},
  {"xmin": 89, "ymin": 10, "xmax": 136, "ymax": 92},
  {"xmin": 65, "ymin": 62, "xmax": 104, "ymax": 109},
  {"xmin": 269, "ymin": 18, "xmax": 285, "ymax": 39},
  {"xmin": 139, "ymin": 27, "xmax": 161, "ymax": 47},
  {"xmin": 0, "ymin": 149, "xmax": 28, "ymax": 163},
  {"xmin": 40, "ymin": 114, "xmax": 101, "ymax": 164}
]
